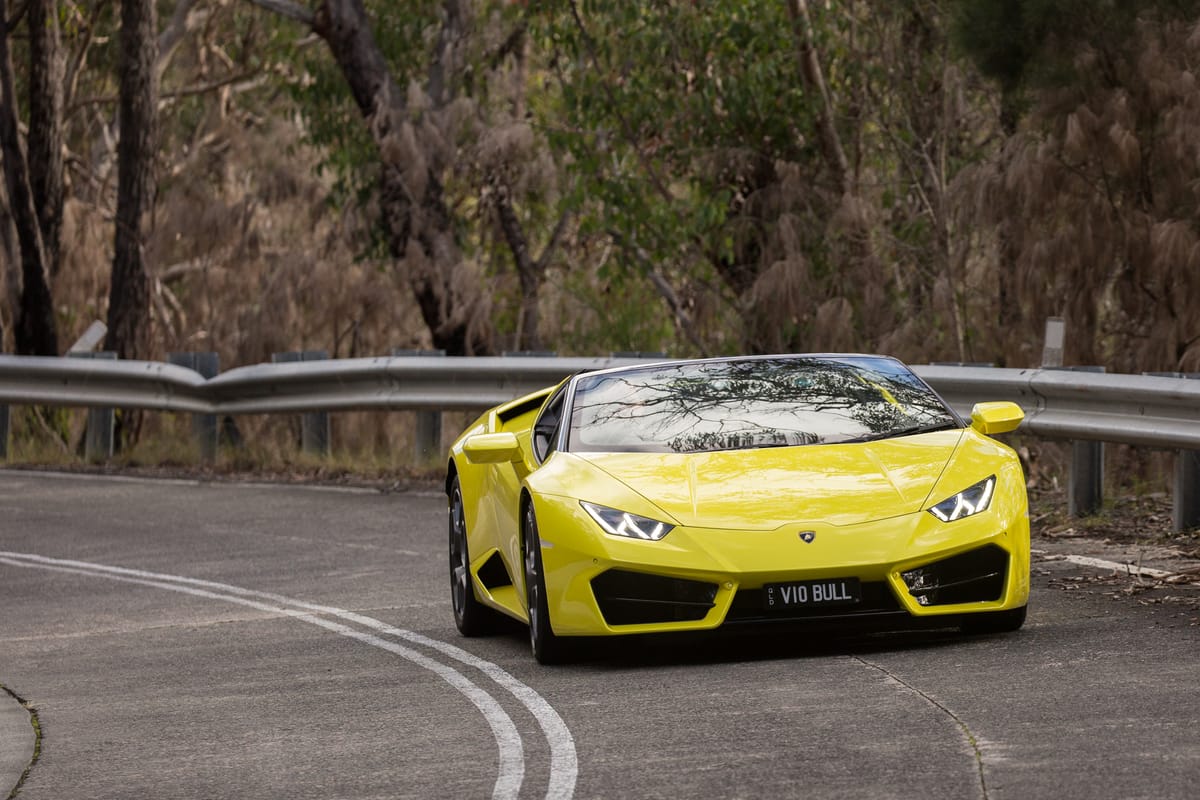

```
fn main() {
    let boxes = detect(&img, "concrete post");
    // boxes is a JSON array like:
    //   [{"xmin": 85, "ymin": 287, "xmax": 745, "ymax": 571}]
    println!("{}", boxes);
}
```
[
  {"xmin": 168, "ymin": 352, "xmax": 220, "ymax": 463},
  {"xmin": 392, "ymin": 349, "xmax": 445, "ymax": 463},
  {"xmin": 271, "ymin": 351, "xmax": 330, "ymax": 458},
  {"xmin": 1041, "ymin": 317, "xmax": 1065, "ymax": 368}
]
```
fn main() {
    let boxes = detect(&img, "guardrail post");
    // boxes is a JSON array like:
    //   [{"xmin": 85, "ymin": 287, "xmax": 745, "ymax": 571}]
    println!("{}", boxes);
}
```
[
  {"xmin": 393, "ymin": 349, "xmax": 445, "ymax": 463},
  {"xmin": 271, "ymin": 350, "xmax": 330, "ymax": 457},
  {"xmin": 168, "ymin": 352, "xmax": 220, "ymax": 463},
  {"xmin": 68, "ymin": 351, "xmax": 116, "ymax": 462},
  {"xmin": 1070, "ymin": 438, "xmax": 1104, "ymax": 517},
  {"xmin": 1040, "ymin": 322, "xmax": 1105, "ymax": 517},
  {"xmin": 1176, "ymin": 449, "xmax": 1200, "ymax": 533},
  {"xmin": 0, "ymin": 403, "xmax": 8, "ymax": 461},
  {"xmin": 1145, "ymin": 372, "xmax": 1200, "ymax": 532},
  {"xmin": 1063, "ymin": 366, "xmax": 1105, "ymax": 517}
]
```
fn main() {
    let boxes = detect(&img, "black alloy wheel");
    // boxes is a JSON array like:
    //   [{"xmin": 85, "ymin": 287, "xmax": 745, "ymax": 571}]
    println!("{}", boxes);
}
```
[
  {"xmin": 449, "ymin": 476, "xmax": 498, "ymax": 636},
  {"xmin": 523, "ymin": 500, "xmax": 570, "ymax": 664}
]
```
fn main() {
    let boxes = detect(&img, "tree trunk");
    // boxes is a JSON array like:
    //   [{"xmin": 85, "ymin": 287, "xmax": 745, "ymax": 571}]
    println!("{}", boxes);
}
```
[
  {"xmin": 105, "ymin": 0, "xmax": 157, "ymax": 363},
  {"xmin": 786, "ymin": 0, "xmax": 851, "ymax": 198},
  {"xmin": 493, "ymin": 180, "xmax": 544, "ymax": 351},
  {"xmin": 0, "ymin": 0, "xmax": 58, "ymax": 355},
  {"xmin": 313, "ymin": 0, "xmax": 488, "ymax": 354},
  {"xmin": 785, "ymin": 0, "xmax": 883, "ymax": 339},
  {"xmin": 28, "ymin": 0, "xmax": 64, "ymax": 277},
  {"xmin": 0, "ymin": 183, "xmax": 16, "ymax": 347}
]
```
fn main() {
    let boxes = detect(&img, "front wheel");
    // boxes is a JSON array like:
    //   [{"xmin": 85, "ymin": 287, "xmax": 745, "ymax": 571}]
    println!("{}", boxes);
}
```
[
  {"xmin": 523, "ymin": 501, "xmax": 572, "ymax": 664},
  {"xmin": 449, "ymin": 476, "xmax": 501, "ymax": 636}
]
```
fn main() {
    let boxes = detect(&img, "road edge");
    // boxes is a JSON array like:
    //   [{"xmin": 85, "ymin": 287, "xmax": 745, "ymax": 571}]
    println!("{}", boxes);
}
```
[{"xmin": 0, "ymin": 684, "xmax": 36, "ymax": 799}]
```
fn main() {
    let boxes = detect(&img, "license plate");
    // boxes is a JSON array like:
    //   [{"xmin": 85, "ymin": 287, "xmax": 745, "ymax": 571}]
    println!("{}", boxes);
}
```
[{"xmin": 763, "ymin": 578, "xmax": 861, "ymax": 610}]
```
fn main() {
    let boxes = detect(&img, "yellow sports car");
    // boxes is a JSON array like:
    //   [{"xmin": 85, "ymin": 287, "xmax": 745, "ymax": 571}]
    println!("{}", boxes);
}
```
[{"xmin": 446, "ymin": 355, "xmax": 1029, "ymax": 663}]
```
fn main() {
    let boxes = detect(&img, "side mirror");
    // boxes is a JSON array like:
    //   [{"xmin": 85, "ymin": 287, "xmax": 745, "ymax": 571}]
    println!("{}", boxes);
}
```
[
  {"xmin": 463, "ymin": 432, "xmax": 523, "ymax": 464},
  {"xmin": 970, "ymin": 401, "xmax": 1024, "ymax": 436}
]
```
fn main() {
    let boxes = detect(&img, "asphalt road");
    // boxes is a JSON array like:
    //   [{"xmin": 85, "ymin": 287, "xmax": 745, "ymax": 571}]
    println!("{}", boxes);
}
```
[{"xmin": 1, "ymin": 470, "xmax": 1197, "ymax": 799}]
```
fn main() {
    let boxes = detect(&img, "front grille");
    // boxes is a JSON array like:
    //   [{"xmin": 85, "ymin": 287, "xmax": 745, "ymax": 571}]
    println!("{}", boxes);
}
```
[
  {"xmin": 591, "ymin": 569, "xmax": 718, "ymax": 626},
  {"xmin": 901, "ymin": 544, "xmax": 1009, "ymax": 606},
  {"xmin": 726, "ymin": 581, "xmax": 902, "ymax": 623}
]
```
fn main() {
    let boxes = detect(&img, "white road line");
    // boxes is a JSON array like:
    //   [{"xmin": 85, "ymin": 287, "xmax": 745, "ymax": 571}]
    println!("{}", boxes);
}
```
[
  {"xmin": 0, "ymin": 467, "xmax": 450, "ymax": 497},
  {"xmin": 0, "ymin": 468, "xmax": 388, "ymax": 495},
  {"xmin": 1061, "ymin": 554, "xmax": 1174, "ymax": 579},
  {"xmin": 0, "ymin": 554, "xmax": 525, "ymax": 800},
  {"xmin": 338, "ymin": 620, "xmax": 578, "ymax": 800},
  {"xmin": 0, "ymin": 550, "xmax": 578, "ymax": 800}
]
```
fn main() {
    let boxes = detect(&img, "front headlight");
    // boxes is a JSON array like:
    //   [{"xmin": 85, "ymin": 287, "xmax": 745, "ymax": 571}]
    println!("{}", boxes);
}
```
[
  {"xmin": 928, "ymin": 475, "xmax": 996, "ymax": 522},
  {"xmin": 581, "ymin": 501, "xmax": 675, "ymax": 541}
]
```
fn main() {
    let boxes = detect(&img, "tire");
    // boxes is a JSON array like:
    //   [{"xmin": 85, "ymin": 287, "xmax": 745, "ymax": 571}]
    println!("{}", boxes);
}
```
[
  {"xmin": 449, "ymin": 476, "xmax": 501, "ymax": 636},
  {"xmin": 960, "ymin": 605, "xmax": 1027, "ymax": 635},
  {"xmin": 523, "ymin": 500, "xmax": 572, "ymax": 664}
]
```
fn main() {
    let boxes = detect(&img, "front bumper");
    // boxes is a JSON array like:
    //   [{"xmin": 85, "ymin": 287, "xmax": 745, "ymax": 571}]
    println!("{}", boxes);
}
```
[{"xmin": 532, "ymin": 489, "xmax": 1030, "ymax": 637}]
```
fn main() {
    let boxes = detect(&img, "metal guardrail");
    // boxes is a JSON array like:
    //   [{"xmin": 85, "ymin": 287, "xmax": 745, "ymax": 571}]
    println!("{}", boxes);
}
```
[
  {"xmin": 2, "ymin": 352, "xmax": 1198, "ymax": 528},
  {"xmin": 0, "ymin": 355, "xmax": 211, "ymax": 412},
  {"xmin": 2, "ymin": 354, "xmax": 1198, "ymax": 449},
  {"xmin": 207, "ymin": 356, "xmax": 653, "ymax": 414},
  {"xmin": 0, "ymin": 354, "xmax": 646, "ymax": 414},
  {"xmin": 912, "ymin": 365, "xmax": 1200, "ymax": 450}
]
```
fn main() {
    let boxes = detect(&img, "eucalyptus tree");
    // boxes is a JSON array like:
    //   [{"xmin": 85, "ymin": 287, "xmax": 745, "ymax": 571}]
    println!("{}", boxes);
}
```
[
  {"xmin": 104, "ymin": 0, "xmax": 157, "ymax": 366},
  {"xmin": 950, "ymin": 0, "xmax": 1200, "ymax": 370},
  {"xmin": 536, "ymin": 0, "xmax": 831, "ymax": 354},
  {"xmin": 853, "ymin": 1, "xmax": 1003, "ymax": 362},
  {"xmin": 534, "ymin": 1, "xmax": 992, "ymax": 360},
  {"xmin": 247, "ymin": 0, "xmax": 567, "ymax": 354},
  {"xmin": 29, "ymin": 0, "xmax": 64, "ymax": 278},
  {"xmin": 0, "ymin": 0, "xmax": 62, "ymax": 355}
]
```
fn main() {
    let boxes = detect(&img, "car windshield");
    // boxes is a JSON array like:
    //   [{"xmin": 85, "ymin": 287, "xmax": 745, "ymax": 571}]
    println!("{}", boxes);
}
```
[{"xmin": 567, "ymin": 356, "xmax": 958, "ymax": 454}]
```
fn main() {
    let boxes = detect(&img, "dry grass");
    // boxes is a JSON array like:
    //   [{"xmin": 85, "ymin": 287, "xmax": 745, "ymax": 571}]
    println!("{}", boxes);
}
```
[{"xmin": 2, "ymin": 404, "xmax": 474, "ymax": 488}]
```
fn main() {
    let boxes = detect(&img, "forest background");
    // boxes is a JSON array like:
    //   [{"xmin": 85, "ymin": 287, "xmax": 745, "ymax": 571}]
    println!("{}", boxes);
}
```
[{"xmin": 2, "ymin": 0, "xmax": 1200, "ymax": 463}]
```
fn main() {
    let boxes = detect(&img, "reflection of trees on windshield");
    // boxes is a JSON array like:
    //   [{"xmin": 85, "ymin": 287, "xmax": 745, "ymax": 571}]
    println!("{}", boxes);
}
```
[
  {"xmin": 667, "ymin": 428, "xmax": 820, "ymax": 453},
  {"xmin": 570, "ymin": 357, "xmax": 956, "ymax": 454}
]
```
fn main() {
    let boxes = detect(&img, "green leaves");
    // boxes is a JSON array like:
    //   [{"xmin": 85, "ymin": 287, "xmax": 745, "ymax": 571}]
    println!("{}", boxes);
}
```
[{"xmin": 534, "ymin": 1, "xmax": 816, "ymax": 272}]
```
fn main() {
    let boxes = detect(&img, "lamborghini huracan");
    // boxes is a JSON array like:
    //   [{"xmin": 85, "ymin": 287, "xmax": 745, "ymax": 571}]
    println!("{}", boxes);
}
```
[{"xmin": 446, "ymin": 355, "xmax": 1029, "ymax": 663}]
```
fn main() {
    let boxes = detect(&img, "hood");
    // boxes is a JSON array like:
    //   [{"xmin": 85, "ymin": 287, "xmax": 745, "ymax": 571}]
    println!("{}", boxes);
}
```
[{"xmin": 575, "ymin": 430, "xmax": 964, "ymax": 529}]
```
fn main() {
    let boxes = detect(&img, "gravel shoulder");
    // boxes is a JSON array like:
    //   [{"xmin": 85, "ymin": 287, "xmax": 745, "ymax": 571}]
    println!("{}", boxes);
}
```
[{"xmin": 1029, "ymin": 487, "xmax": 1200, "ymax": 621}]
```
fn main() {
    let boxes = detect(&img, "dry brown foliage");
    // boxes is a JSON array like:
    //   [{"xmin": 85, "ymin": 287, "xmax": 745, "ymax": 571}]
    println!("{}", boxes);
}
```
[
  {"xmin": 959, "ymin": 15, "xmax": 1200, "ymax": 371},
  {"xmin": 45, "ymin": 113, "xmax": 430, "ymax": 368},
  {"xmin": 691, "ymin": 3, "xmax": 1006, "ymax": 364}
]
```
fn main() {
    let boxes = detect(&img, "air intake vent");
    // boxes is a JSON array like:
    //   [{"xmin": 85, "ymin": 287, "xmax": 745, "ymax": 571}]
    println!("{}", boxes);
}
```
[
  {"xmin": 901, "ymin": 545, "xmax": 1009, "ymax": 606},
  {"xmin": 476, "ymin": 551, "xmax": 513, "ymax": 590},
  {"xmin": 591, "ymin": 570, "xmax": 718, "ymax": 626}
]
